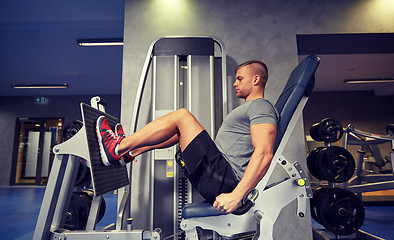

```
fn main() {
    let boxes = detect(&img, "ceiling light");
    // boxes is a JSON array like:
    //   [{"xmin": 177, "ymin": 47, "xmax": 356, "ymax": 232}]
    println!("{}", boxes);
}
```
[
  {"xmin": 344, "ymin": 78, "xmax": 394, "ymax": 84},
  {"xmin": 77, "ymin": 38, "xmax": 124, "ymax": 47},
  {"xmin": 12, "ymin": 84, "xmax": 69, "ymax": 89}
]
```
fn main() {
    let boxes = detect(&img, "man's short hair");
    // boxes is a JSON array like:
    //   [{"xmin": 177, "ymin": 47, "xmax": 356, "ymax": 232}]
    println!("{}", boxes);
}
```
[{"xmin": 235, "ymin": 60, "xmax": 269, "ymax": 80}]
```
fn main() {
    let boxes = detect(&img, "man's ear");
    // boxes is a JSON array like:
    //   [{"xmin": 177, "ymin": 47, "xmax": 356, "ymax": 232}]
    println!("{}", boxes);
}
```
[{"xmin": 253, "ymin": 75, "xmax": 261, "ymax": 85}]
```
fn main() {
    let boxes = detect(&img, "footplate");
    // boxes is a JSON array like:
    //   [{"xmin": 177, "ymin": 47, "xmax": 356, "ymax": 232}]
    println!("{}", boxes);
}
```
[{"xmin": 81, "ymin": 103, "xmax": 129, "ymax": 196}]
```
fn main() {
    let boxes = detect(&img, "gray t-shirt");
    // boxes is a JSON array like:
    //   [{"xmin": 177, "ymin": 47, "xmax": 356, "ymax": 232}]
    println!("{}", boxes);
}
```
[{"xmin": 215, "ymin": 98, "xmax": 279, "ymax": 181}]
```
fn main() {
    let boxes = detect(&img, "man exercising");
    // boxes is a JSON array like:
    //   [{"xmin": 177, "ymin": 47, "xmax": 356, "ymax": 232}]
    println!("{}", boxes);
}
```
[{"xmin": 96, "ymin": 60, "xmax": 279, "ymax": 214}]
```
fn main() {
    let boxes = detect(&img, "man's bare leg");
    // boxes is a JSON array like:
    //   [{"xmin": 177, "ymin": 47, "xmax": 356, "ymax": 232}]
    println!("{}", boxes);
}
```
[
  {"xmin": 118, "ymin": 109, "xmax": 204, "ymax": 156},
  {"xmin": 130, "ymin": 135, "xmax": 179, "ymax": 157}
]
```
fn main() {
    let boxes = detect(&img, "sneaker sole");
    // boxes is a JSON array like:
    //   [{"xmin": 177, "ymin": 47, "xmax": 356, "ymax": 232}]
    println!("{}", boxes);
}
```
[
  {"xmin": 96, "ymin": 116, "xmax": 111, "ymax": 166},
  {"xmin": 115, "ymin": 123, "xmax": 126, "ymax": 166},
  {"xmin": 119, "ymin": 158, "xmax": 126, "ymax": 166}
]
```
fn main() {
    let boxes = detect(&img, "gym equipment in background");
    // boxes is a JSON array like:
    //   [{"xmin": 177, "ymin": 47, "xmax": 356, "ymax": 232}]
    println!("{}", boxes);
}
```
[
  {"xmin": 308, "ymin": 118, "xmax": 394, "ymax": 239},
  {"xmin": 344, "ymin": 124, "xmax": 394, "ymax": 197},
  {"xmin": 308, "ymin": 118, "xmax": 365, "ymax": 237}
]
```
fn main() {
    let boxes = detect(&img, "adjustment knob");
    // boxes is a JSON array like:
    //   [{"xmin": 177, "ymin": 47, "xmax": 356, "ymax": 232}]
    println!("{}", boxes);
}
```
[{"xmin": 296, "ymin": 178, "xmax": 306, "ymax": 187}]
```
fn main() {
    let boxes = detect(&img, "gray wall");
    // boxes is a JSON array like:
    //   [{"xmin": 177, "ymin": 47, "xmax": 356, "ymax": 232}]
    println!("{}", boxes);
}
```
[
  {"xmin": 121, "ymin": 0, "xmax": 394, "ymax": 239},
  {"xmin": 0, "ymin": 94, "xmax": 121, "ymax": 186}
]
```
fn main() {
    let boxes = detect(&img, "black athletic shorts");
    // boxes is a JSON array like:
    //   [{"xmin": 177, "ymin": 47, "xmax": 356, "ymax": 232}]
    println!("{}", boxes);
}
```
[{"xmin": 181, "ymin": 130, "xmax": 238, "ymax": 203}]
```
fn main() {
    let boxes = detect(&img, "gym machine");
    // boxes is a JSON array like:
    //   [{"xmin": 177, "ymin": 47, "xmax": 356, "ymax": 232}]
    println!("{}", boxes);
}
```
[
  {"xmin": 33, "ymin": 36, "xmax": 320, "ymax": 240},
  {"xmin": 307, "ymin": 118, "xmax": 393, "ymax": 239}
]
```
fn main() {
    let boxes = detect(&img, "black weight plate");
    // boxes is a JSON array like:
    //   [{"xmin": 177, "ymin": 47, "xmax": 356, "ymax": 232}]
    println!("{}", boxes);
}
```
[
  {"xmin": 317, "ymin": 146, "xmax": 355, "ymax": 183},
  {"xmin": 63, "ymin": 120, "xmax": 84, "ymax": 141},
  {"xmin": 64, "ymin": 192, "xmax": 91, "ymax": 230},
  {"xmin": 307, "ymin": 147, "xmax": 326, "ymax": 180},
  {"xmin": 386, "ymin": 124, "xmax": 394, "ymax": 135},
  {"xmin": 74, "ymin": 162, "xmax": 91, "ymax": 187},
  {"xmin": 63, "ymin": 127, "xmax": 78, "ymax": 141},
  {"xmin": 316, "ymin": 188, "xmax": 365, "ymax": 235},
  {"xmin": 72, "ymin": 120, "xmax": 84, "ymax": 130},
  {"xmin": 310, "ymin": 187, "xmax": 330, "ymax": 224},
  {"xmin": 81, "ymin": 189, "xmax": 106, "ymax": 223},
  {"xmin": 310, "ymin": 123, "xmax": 323, "ymax": 141},
  {"xmin": 317, "ymin": 118, "xmax": 343, "ymax": 143}
]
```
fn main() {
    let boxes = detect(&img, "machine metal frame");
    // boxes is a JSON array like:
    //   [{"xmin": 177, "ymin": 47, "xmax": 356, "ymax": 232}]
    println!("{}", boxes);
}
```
[
  {"xmin": 33, "ymin": 96, "xmax": 160, "ymax": 240},
  {"xmin": 33, "ymin": 37, "xmax": 321, "ymax": 240}
]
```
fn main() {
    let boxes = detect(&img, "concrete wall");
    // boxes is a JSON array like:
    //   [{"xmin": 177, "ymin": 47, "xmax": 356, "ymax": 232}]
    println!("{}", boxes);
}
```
[
  {"xmin": 0, "ymin": 94, "xmax": 120, "ymax": 186},
  {"xmin": 121, "ymin": 0, "xmax": 394, "ymax": 239}
]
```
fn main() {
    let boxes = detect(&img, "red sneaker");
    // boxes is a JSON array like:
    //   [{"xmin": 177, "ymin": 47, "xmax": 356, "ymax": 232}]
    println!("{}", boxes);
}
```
[
  {"xmin": 96, "ymin": 116, "xmax": 123, "ymax": 166},
  {"xmin": 115, "ymin": 123, "xmax": 135, "ymax": 166}
]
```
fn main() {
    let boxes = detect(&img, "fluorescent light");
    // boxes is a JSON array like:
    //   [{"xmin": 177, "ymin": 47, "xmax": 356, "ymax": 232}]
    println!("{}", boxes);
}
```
[
  {"xmin": 77, "ymin": 38, "xmax": 124, "ymax": 47},
  {"xmin": 12, "ymin": 84, "xmax": 69, "ymax": 89},
  {"xmin": 344, "ymin": 78, "xmax": 394, "ymax": 84}
]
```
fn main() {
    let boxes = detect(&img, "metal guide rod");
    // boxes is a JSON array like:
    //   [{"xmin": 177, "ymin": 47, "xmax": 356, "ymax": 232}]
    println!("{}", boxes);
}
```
[
  {"xmin": 212, "ymin": 38, "xmax": 228, "ymax": 118},
  {"xmin": 209, "ymin": 56, "xmax": 215, "ymax": 138},
  {"xmin": 174, "ymin": 55, "xmax": 179, "ymax": 111},
  {"xmin": 187, "ymin": 55, "xmax": 192, "ymax": 115},
  {"xmin": 150, "ymin": 55, "xmax": 157, "ymax": 230},
  {"xmin": 173, "ymin": 55, "xmax": 179, "ymax": 237}
]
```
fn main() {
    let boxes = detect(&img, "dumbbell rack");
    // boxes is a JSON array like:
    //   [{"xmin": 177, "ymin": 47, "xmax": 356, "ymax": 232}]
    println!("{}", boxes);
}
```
[
  {"xmin": 33, "ymin": 96, "xmax": 161, "ymax": 240},
  {"xmin": 307, "ymin": 118, "xmax": 384, "ymax": 240}
]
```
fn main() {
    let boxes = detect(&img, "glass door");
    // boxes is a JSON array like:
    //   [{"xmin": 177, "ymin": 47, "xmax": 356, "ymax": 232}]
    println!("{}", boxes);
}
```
[{"xmin": 11, "ymin": 118, "xmax": 63, "ymax": 185}]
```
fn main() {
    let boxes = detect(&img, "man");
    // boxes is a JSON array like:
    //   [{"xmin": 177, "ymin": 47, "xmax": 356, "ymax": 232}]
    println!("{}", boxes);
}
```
[{"xmin": 96, "ymin": 60, "xmax": 279, "ymax": 214}]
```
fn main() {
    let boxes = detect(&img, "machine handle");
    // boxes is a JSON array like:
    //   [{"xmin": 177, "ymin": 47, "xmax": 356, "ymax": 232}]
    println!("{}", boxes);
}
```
[
  {"xmin": 232, "ymin": 200, "xmax": 253, "ymax": 215},
  {"xmin": 98, "ymin": 98, "xmax": 107, "ymax": 106},
  {"xmin": 90, "ymin": 96, "xmax": 108, "ymax": 112},
  {"xmin": 231, "ymin": 189, "xmax": 258, "ymax": 215}
]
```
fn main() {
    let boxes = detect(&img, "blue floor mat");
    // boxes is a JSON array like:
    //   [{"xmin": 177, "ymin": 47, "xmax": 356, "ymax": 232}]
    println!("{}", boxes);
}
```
[
  {"xmin": 1, "ymin": 187, "xmax": 393, "ymax": 240},
  {"xmin": 0, "ymin": 187, "xmax": 118, "ymax": 240}
]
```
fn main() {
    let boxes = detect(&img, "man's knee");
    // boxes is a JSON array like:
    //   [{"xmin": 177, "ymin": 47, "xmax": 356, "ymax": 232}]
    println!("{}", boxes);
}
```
[
  {"xmin": 175, "ymin": 108, "xmax": 193, "ymax": 119},
  {"xmin": 174, "ymin": 109, "xmax": 200, "ymax": 126}
]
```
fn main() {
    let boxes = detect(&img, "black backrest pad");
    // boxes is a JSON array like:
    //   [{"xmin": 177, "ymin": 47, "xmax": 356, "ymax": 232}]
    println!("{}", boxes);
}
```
[
  {"xmin": 273, "ymin": 55, "xmax": 320, "ymax": 152},
  {"xmin": 81, "ymin": 103, "xmax": 129, "ymax": 196}
]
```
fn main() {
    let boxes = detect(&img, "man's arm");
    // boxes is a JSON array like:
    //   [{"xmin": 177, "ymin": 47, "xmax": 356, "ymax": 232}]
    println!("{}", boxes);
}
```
[{"xmin": 213, "ymin": 122, "xmax": 277, "ymax": 213}]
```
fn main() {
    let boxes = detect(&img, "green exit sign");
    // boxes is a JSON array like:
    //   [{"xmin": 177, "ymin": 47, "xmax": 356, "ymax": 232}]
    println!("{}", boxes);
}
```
[{"xmin": 34, "ymin": 96, "xmax": 46, "ymax": 103}]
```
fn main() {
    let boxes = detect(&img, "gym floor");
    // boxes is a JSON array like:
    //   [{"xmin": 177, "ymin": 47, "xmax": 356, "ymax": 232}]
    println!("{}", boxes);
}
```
[{"xmin": 0, "ymin": 187, "xmax": 393, "ymax": 240}]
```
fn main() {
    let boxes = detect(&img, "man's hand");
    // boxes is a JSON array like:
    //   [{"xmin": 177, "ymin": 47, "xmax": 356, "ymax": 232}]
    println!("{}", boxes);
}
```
[{"xmin": 213, "ymin": 192, "xmax": 242, "ymax": 214}]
